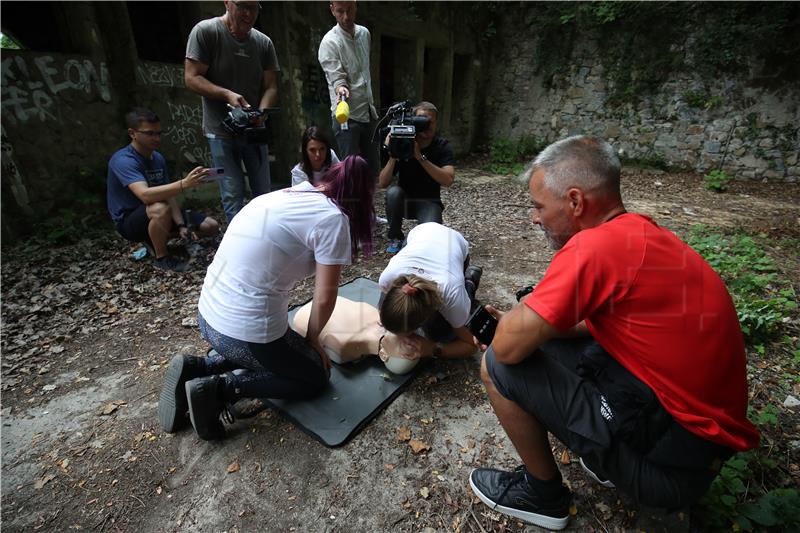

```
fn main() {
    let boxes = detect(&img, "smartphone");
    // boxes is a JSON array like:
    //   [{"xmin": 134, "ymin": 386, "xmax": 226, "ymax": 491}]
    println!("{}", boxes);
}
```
[
  {"xmin": 466, "ymin": 305, "xmax": 498, "ymax": 345},
  {"xmin": 202, "ymin": 168, "xmax": 225, "ymax": 182}
]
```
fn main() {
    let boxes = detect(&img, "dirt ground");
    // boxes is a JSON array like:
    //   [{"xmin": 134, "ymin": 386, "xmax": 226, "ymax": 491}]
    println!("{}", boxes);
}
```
[{"xmin": 2, "ymin": 162, "xmax": 799, "ymax": 533}]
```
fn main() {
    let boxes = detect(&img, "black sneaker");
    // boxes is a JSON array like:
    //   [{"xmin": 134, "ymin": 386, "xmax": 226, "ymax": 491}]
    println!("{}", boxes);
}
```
[
  {"xmin": 464, "ymin": 265, "xmax": 483, "ymax": 292},
  {"xmin": 469, "ymin": 466, "xmax": 571, "ymax": 530},
  {"xmin": 158, "ymin": 355, "xmax": 208, "ymax": 433},
  {"xmin": 185, "ymin": 375, "xmax": 226, "ymax": 440},
  {"xmin": 153, "ymin": 255, "xmax": 190, "ymax": 272},
  {"xmin": 579, "ymin": 457, "xmax": 615, "ymax": 488}
]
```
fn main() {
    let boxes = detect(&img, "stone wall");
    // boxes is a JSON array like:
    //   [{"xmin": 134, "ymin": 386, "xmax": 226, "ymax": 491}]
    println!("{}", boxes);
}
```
[{"xmin": 482, "ymin": 14, "xmax": 799, "ymax": 181}]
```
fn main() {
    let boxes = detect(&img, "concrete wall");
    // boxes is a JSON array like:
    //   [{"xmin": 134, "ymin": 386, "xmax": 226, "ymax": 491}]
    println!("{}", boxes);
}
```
[{"xmin": 482, "ymin": 12, "xmax": 800, "ymax": 181}]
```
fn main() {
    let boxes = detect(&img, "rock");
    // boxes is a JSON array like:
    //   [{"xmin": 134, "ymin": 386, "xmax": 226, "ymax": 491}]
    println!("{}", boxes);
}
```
[
  {"xmin": 704, "ymin": 141, "xmax": 721, "ymax": 154},
  {"xmin": 783, "ymin": 395, "xmax": 800, "ymax": 408}
]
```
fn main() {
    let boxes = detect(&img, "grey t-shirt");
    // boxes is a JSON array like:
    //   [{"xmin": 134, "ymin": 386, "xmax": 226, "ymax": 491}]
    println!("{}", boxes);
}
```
[{"xmin": 186, "ymin": 17, "xmax": 280, "ymax": 136}]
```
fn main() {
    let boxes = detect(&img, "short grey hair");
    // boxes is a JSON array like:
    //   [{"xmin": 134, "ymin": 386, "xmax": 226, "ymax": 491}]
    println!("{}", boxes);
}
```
[{"xmin": 531, "ymin": 135, "xmax": 621, "ymax": 197}]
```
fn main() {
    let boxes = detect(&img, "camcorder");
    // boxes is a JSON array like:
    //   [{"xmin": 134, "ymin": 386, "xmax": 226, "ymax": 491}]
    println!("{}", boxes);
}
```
[
  {"xmin": 378, "ymin": 101, "xmax": 430, "ymax": 161},
  {"xmin": 466, "ymin": 304, "xmax": 498, "ymax": 345},
  {"xmin": 221, "ymin": 105, "xmax": 278, "ymax": 144}
]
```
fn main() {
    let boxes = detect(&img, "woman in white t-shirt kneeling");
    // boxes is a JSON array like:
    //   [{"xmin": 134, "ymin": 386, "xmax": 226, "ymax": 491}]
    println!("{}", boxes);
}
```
[
  {"xmin": 378, "ymin": 223, "xmax": 484, "ymax": 362},
  {"xmin": 158, "ymin": 156, "xmax": 375, "ymax": 441},
  {"xmin": 290, "ymin": 126, "xmax": 340, "ymax": 186}
]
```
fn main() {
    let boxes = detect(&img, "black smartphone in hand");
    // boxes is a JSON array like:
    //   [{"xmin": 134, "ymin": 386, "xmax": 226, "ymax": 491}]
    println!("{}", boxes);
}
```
[{"xmin": 466, "ymin": 305, "xmax": 498, "ymax": 345}]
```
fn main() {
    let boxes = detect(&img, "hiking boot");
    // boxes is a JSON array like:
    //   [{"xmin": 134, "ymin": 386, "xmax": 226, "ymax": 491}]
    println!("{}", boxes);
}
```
[
  {"xmin": 386, "ymin": 239, "xmax": 404, "ymax": 254},
  {"xmin": 469, "ymin": 466, "xmax": 572, "ymax": 530},
  {"xmin": 580, "ymin": 457, "xmax": 615, "ymax": 488},
  {"xmin": 185, "ymin": 375, "xmax": 226, "ymax": 441},
  {"xmin": 153, "ymin": 255, "xmax": 190, "ymax": 272},
  {"xmin": 465, "ymin": 265, "xmax": 483, "ymax": 293},
  {"xmin": 158, "ymin": 355, "xmax": 208, "ymax": 433}
]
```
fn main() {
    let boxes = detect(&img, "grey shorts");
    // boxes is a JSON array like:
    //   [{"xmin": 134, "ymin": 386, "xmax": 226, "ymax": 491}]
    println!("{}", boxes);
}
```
[{"xmin": 484, "ymin": 338, "xmax": 733, "ymax": 509}]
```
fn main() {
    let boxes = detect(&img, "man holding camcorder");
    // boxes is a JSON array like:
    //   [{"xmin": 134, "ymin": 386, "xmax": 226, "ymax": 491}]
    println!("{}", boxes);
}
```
[
  {"xmin": 378, "ymin": 101, "xmax": 455, "ymax": 254},
  {"xmin": 185, "ymin": 0, "xmax": 280, "ymax": 224}
]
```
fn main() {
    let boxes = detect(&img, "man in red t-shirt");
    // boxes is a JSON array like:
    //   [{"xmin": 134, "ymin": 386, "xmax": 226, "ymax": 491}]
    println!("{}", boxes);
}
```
[{"xmin": 468, "ymin": 135, "xmax": 759, "ymax": 531}]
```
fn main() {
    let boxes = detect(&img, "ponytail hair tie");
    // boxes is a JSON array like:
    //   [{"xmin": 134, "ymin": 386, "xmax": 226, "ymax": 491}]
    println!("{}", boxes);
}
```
[{"xmin": 401, "ymin": 283, "xmax": 418, "ymax": 295}]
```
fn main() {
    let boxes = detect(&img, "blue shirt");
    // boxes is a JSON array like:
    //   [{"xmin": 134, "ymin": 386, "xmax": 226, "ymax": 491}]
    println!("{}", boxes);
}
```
[{"xmin": 106, "ymin": 144, "xmax": 170, "ymax": 224}]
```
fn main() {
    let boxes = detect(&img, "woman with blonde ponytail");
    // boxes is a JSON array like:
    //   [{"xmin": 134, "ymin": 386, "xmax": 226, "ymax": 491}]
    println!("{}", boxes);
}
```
[{"xmin": 378, "ymin": 222, "xmax": 484, "ymax": 361}]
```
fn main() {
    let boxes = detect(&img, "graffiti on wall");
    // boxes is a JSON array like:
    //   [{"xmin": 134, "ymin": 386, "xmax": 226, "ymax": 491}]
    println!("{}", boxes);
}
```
[
  {"xmin": 1, "ymin": 55, "xmax": 111, "ymax": 125},
  {"xmin": 135, "ymin": 62, "xmax": 185, "ymax": 88},
  {"xmin": 164, "ymin": 102, "xmax": 211, "ymax": 166}
]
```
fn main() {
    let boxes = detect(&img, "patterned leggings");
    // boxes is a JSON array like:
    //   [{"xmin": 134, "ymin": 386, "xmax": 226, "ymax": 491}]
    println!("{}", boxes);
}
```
[{"xmin": 198, "ymin": 313, "xmax": 329, "ymax": 401}]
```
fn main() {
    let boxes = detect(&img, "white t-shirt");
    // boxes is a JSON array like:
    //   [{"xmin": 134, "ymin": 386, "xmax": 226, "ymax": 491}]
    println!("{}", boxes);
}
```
[
  {"xmin": 198, "ymin": 181, "xmax": 352, "ymax": 343},
  {"xmin": 290, "ymin": 149, "xmax": 340, "ymax": 186},
  {"xmin": 378, "ymin": 223, "xmax": 471, "ymax": 328}
]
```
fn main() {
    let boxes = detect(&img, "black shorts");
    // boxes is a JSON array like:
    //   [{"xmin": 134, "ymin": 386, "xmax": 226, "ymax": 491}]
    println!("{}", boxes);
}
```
[
  {"xmin": 485, "ymin": 338, "xmax": 733, "ymax": 509},
  {"xmin": 116, "ymin": 204, "xmax": 207, "ymax": 244}
]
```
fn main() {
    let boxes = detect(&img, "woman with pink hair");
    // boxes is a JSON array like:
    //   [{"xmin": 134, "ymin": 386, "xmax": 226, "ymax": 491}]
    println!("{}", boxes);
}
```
[{"xmin": 158, "ymin": 155, "xmax": 375, "ymax": 440}]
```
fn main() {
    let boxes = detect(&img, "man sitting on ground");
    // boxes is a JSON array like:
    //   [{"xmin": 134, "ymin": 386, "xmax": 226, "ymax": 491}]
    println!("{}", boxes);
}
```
[
  {"xmin": 106, "ymin": 107, "xmax": 219, "ymax": 272},
  {"xmin": 469, "ymin": 135, "xmax": 759, "ymax": 530}
]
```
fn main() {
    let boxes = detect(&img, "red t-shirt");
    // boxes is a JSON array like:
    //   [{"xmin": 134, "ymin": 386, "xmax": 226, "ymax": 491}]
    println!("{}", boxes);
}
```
[{"xmin": 527, "ymin": 213, "xmax": 759, "ymax": 451}]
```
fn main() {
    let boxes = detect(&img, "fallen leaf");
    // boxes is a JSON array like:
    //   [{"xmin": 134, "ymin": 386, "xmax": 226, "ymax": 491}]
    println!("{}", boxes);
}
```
[
  {"xmin": 97, "ymin": 401, "xmax": 126, "ymax": 416},
  {"xmin": 419, "ymin": 486, "xmax": 430, "ymax": 499},
  {"xmin": 385, "ymin": 463, "xmax": 396, "ymax": 470},
  {"xmin": 42, "ymin": 384, "xmax": 57, "ymax": 392},
  {"xmin": 397, "ymin": 426, "xmax": 412, "ymax": 442},
  {"xmin": 560, "ymin": 449, "xmax": 571, "ymax": 465},
  {"xmin": 226, "ymin": 460, "xmax": 240, "ymax": 473},
  {"xmin": 409, "ymin": 439, "xmax": 430, "ymax": 454},
  {"xmin": 34, "ymin": 472, "xmax": 56, "ymax": 489}
]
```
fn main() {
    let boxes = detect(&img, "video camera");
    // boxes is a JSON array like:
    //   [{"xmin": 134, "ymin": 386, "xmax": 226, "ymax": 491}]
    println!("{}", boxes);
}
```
[
  {"xmin": 379, "ymin": 101, "xmax": 430, "ymax": 161},
  {"xmin": 221, "ymin": 105, "xmax": 278, "ymax": 144}
]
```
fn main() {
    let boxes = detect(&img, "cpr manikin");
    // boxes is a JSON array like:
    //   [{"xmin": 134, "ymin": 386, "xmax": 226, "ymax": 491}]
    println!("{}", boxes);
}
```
[{"xmin": 291, "ymin": 297, "xmax": 419, "ymax": 374}]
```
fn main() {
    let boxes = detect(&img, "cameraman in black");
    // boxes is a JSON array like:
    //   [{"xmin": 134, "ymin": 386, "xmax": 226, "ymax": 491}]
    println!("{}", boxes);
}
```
[{"xmin": 378, "ymin": 101, "xmax": 455, "ymax": 254}]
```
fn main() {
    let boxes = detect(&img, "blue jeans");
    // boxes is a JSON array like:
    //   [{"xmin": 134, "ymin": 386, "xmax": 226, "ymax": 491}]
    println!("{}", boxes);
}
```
[
  {"xmin": 332, "ymin": 117, "xmax": 379, "ymax": 178},
  {"xmin": 207, "ymin": 136, "xmax": 271, "ymax": 223},
  {"xmin": 384, "ymin": 184, "xmax": 443, "ymax": 240}
]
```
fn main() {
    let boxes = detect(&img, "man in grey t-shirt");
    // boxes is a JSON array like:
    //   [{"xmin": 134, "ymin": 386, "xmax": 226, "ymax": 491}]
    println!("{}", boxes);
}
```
[{"xmin": 185, "ymin": 0, "xmax": 280, "ymax": 223}]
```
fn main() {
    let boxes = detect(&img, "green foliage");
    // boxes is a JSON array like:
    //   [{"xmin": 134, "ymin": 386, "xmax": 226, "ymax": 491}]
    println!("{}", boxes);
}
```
[
  {"xmin": 522, "ymin": 2, "xmax": 800, "ymax": 105},
  {"xmin": 0, "ymin": 33, "xmax": 21, "ymax": 49},
  {"xmin": 698, "ymin": 405, "xmax": 800, "ymax": 531},
  {"xmin": 687, "ymin": 226, "xmax": 797, "ymax": 347},
  {"xmin": 620, "ymin": 152, "xmax": 670, "ymax": 171},
  {"xmin": 484, "ymin": 135, "xmax": 544, "ymax": 175},
  {"xmin": 683, "ymin": 90, "xmax": 724, "ymax": 110},
  {"xmin": 704, "ymin": 169, "xmax": 733, "ymax": 192}
]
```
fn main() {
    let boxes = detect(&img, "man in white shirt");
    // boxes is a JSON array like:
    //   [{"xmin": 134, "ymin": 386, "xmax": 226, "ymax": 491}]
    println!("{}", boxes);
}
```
[{"xmin": 318, "ymin": 1, "xmax": 379, "ymax": 177}]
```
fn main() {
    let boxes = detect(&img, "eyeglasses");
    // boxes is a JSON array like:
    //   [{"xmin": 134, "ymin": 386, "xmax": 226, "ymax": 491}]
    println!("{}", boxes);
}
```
[
  {"xmin": 231, "ymin": 1, "xmax": 261, "ymax": 14},
  {"xmin": 135, "ymin": 130, "xmax": 163, "ymax": 137}
]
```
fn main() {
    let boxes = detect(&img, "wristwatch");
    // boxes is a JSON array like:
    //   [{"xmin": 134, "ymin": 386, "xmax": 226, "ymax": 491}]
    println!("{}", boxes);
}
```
[{"xmin": 432, "ymin": 342, "xmax": 443, "ymax": 358}]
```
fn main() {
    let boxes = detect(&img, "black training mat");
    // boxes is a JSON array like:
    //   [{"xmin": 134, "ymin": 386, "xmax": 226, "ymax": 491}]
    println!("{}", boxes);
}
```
[{"xmin": 263, "ymin": 277, "xmax": 424, "ymax": 447}]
